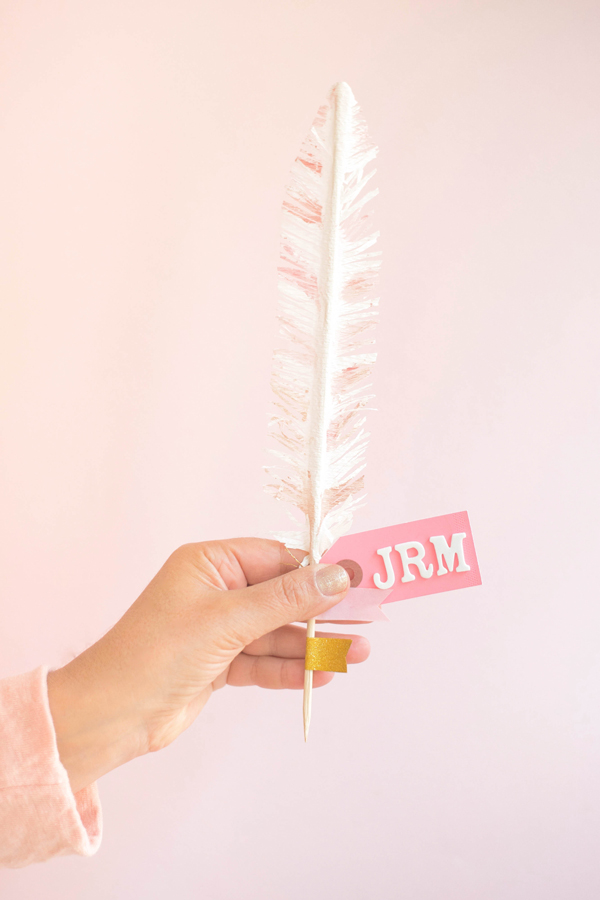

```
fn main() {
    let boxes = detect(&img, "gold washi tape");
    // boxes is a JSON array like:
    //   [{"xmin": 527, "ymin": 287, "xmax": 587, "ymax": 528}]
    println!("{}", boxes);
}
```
[{"xmin": 305, "ymin": 637, "xmax": 353, "ymax": 673}]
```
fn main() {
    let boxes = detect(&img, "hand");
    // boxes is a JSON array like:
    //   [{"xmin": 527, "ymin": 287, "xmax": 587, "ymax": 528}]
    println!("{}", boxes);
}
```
[{"xmin": 47, "ymin": 539, "xmax": 369, "ymax": 793}]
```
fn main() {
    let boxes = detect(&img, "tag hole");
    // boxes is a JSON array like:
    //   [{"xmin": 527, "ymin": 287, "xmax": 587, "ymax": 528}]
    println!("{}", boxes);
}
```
[{"xmin": 336, "ymin": 559, "xmax": 363, "ymax": 587}]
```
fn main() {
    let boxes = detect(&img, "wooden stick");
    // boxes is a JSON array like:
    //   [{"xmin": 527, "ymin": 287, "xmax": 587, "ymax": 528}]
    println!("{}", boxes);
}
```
[{"xmin": 303, "ymin": 616, "xmax": 316, "ymax": 741}]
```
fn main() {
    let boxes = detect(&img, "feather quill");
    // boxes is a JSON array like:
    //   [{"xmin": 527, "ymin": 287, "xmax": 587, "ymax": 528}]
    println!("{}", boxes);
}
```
[{"xmin": 266, "ymin": 82, "xmax": 380, "ymax": 736}]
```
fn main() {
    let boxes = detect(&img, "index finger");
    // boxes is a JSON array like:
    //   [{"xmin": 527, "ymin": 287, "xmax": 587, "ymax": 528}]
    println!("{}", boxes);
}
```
[{"xmin": 190, "ymin": 537, "xmax": 307, "ymax": 589}]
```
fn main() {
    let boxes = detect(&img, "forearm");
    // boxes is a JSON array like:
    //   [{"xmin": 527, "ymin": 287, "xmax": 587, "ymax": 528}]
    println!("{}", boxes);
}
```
[{"xmin": 47, "ymin": 644, "xmax": 146, "ymax": 794}]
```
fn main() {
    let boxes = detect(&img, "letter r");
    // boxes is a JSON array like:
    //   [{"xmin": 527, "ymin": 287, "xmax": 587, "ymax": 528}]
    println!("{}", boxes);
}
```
[{"xmin": 394, "ymin": 542, "xmax": 433, "ymax": 583}]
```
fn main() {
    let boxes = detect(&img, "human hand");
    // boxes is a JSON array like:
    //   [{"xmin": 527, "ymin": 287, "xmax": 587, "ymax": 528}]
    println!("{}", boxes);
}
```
[{"xmin": 47, "ymin": 539, "xmax": 369, "ymax": 793}]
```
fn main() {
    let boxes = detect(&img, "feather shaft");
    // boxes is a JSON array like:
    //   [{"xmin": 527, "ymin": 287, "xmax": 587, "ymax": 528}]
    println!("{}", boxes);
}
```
[{"xmin": 307, "ymin": 84, "xmax": 350, "ymax": 564}]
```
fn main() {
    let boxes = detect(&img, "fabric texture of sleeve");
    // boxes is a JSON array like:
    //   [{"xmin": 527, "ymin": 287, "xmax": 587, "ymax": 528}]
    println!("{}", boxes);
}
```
[{"xmin": 0, "ymin": 665, "xmax": 102, "ymax": 867}]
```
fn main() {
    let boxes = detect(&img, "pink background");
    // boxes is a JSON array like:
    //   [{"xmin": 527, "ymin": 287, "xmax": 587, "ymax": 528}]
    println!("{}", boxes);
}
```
[{"xmin": 1, "ymin": 1, "xmax": 599, "ymax": 897}]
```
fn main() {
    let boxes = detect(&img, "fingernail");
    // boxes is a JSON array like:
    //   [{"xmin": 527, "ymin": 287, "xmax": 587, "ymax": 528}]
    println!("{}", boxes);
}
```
[{"xmin": 316, "ymin": 565, "xmax": 350, "ymax": 596}]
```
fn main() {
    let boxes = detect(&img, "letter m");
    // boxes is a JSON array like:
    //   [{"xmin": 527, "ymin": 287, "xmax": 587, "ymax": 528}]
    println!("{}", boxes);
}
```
[{"xmin": 429, "ymin": 533, "xmax": 471, "ymax": 576}]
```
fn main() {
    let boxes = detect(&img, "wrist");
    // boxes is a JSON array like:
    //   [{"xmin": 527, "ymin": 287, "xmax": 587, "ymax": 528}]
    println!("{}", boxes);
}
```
[{"xmin": 47, "ymin": 652, "xmax": 147, "ymax": 794}]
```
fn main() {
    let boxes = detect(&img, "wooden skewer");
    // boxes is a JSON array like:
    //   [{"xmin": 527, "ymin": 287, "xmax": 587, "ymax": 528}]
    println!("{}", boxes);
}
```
[{"xmin": 303, "ymin": 615, "xmax": 316, "ymax": 741}]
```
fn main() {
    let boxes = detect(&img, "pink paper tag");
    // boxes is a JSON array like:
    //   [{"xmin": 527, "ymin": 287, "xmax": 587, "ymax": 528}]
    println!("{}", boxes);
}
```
[{"xmin": 316, "ymin": 511, "xmax": 481, "ymax": 622}]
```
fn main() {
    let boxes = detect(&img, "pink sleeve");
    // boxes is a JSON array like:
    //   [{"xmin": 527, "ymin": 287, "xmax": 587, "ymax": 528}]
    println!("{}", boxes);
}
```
[{"xmin": 0, "ymin": 666, "xmax": 102, "ymax": 867}]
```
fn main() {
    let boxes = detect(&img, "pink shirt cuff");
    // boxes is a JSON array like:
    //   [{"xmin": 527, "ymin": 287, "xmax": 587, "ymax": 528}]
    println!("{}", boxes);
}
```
[{"xmin": 0, "ymin": 665, "xmax": 102, "ymax": 867}]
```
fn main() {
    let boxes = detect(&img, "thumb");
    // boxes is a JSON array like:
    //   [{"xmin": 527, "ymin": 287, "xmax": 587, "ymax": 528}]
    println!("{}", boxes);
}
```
[{"xmin": 219, "ymin": 563, "xmax": 350, "ymax": 647}]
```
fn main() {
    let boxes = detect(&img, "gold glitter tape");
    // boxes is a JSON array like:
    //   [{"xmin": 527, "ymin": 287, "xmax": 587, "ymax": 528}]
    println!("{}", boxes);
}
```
[{"xmin": 305, "ymin": 637, "xmax": 353, "ymax": 673}]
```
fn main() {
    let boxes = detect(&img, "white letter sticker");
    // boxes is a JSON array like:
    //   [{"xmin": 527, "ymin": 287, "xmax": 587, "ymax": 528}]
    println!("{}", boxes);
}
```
[
  {"xmin": 429, "ymin": 533, "xmax": 470, "ymax": 576},
  {"xmin": 394, "ymin": 542, "xmax": 433, "ymax": 583},
  {"xmin": 373, "ymin": 546, "xmax": 396, "ymax": 589}
]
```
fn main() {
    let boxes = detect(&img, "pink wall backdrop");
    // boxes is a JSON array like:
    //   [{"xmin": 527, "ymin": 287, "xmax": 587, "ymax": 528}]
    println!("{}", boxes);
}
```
[{"xmin": 1, "ymin": 1, "xmax": 599, "ymax": 897}]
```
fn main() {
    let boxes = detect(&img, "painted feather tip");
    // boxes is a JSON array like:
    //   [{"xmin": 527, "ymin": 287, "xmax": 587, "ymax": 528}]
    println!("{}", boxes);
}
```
[{"xmin": 330, "ymin": 81, "xmax": 355, "ymax": 103}]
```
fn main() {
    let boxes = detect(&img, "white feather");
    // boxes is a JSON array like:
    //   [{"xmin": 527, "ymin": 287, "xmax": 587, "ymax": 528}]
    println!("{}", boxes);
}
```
[{"xmin": 267, "ymin": 82, "xmax": 381, "ymax": 563}]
